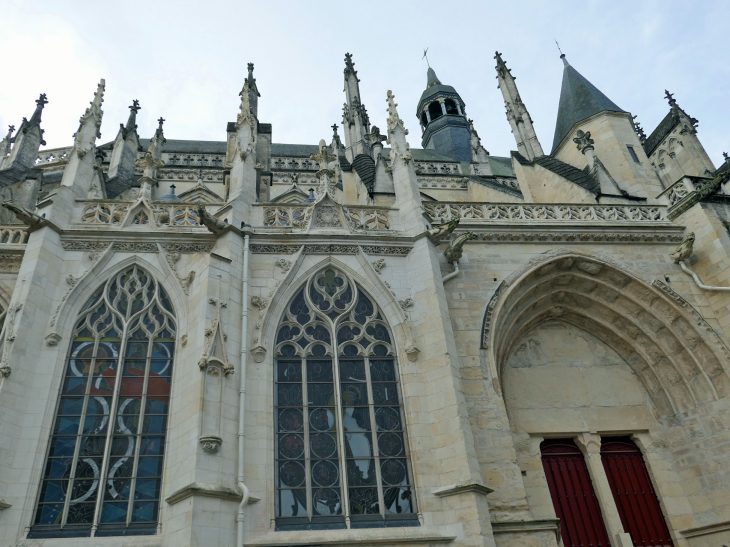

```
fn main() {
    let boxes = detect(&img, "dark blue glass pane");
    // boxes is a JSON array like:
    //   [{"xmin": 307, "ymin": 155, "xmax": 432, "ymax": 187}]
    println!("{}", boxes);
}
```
[
  {"xmin": 62, "ymin": 377, "xmax": 87, "ymax": 396},
  {"xmin": 136, "ymin": 457, "xmax": 163, "ymax": 477},
  {"xmin": 71, "ymin": 480, "xmax": 99, "ymax": 503},
  {"xmin": 140, "ymin": 437, "xmax": 164, "ymax": 455},
  {"xmin": 54, "ymin": 416, "xmax": 80, "ymax": 435},
  {"xmin": 34, "ymin": 503, "xmax": 64, "ymax": 525},
  {"xmin": 134, "ymin": 479, "xmax": 160, "ymax": 500},
  {"xmin": 277, "ymin": 361, "xmax": 301, "ymax": 382},
  {"xmin": 104, "ymin": 476, "xmax": 131, "ymax": 501},
  {"xmin": 79, "ymin": 436, "xmax": 105, "ymax": 457},
  {"xmin": 142, "ymin": 415, "xmax": 167, "ymax": 434},
  {"xmin": 44, "ymin": 458, "xmax": 73, "ymax": 479},
  {"xmin": 384, "ymin": 487, "xmax": 412, "ymax": 514},
  {"xmin": 100, "ymin": 501, "xmax": 128, "ymax": 523},
  {"xmin": 151, "ymin": 342, "xmax": 174, "ymax": 360},
  {"xmin": 49, "ymin": 437, "xmax": 77, "ymax": 458},
  {"xmin": 39, "ymin": 480, "xmax": 67, "ymax": 503},
  {"xmin": 67, "ymin": 501, "xmax": 96, "ymax": 524},
  {"xmin": 58, "ymin": 397, "xmax": 85, "ymax": 415},
  {"xmin": 150, "ymin": 359, "xmax": 172, "ymax": 376},
  {"xmin": 307, "ymin": 360, "xmax": 332, "ymax": 382},
  {"xmin": 85, "ymin": 396, "xmax": 112, "ymax": 415},
  {"xmin": 131, "ymin": 500, "xmax": 158, "ymax": 522},
  {"xmin": 339, "ymin": 360, "xmax": 365, "ymax": 381},
  {"xmin": 145, "ymin": 399, "xmax": 169, "ymax": 415}
]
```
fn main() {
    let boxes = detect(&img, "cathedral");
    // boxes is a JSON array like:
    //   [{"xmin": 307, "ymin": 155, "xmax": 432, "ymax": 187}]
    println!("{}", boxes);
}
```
[{"xmin": 0, "ymin": 50, "xmax": 729, "ymax": 547}]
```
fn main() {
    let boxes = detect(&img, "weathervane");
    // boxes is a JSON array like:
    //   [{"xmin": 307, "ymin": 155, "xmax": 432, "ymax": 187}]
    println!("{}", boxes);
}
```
[
  {"xmin": 555, "ymin": 40, "xmax": 563, "ymax": 56},
  {"xmin": 422, "ymin": 48, "xmax": 430, "ymax": 68}
]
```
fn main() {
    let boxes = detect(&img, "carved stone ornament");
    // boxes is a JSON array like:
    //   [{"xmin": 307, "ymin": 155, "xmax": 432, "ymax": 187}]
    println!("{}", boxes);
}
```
[
  {"xmin": 314, "ymin": 205, "xmax": 343, "ymax": 228},
  {"xmin": 250, "ymin": 345, "xmax": 266, "ymax": 363},
  {"xmin": 669, "ymin": 231, "xmax": 695, "ymax": 263},
  {"xmin": 398, "ymin": 298, "xmax": 414, "ymax": 311},
  {"xmin": 573, "ymin": 129, "xmax": 595, "ymax": 153},
  {"xmin": 251, "ymin": 296, "xmax": 269, "ymax": 310},
  {"xmin": 181, "ymin": 334, "xmax": 188, "ymax": 347},
  {"xmin": 45, "ymin": 333, "xmax": 62, "ymax": 346},
  {"xmin": 199, "ymin": 436, "xmax": 222, "ymax": 454},
  {"xmin": 0, "ymin": 254, "xmax": 22, "ymax": 273},
  {"xmin": 275, "ymin": 258, "xmax": 292, "ymax": 272},
  {"xmin": 444, "ymin": 231, "xmax": 477, "ymax": 263},
  {"xmin": 427, "ymin": 218, "xmax": 460, "ymax": 243},
  {"xmin": 405, "ymin": 345, "xmax": 420, "ymax": 362},
  {"xmin": 371, "ymin": 258, "xmax": 386, "ymax": 274}
]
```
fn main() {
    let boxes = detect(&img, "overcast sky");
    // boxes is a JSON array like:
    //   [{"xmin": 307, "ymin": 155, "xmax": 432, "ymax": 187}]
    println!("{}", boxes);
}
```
[{"xmin": 1, "ymin": 0, "xmax": 728, "ymax": 165}]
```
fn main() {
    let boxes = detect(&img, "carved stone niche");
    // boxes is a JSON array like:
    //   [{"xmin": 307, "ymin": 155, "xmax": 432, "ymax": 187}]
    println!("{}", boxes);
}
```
[
  {"xmin": 199, "ymin": 359, "xmax": 228, "ymax": 455},
  {"xmin": 250, "ymin": 345, "xmax": 266, "ymax": 363}
]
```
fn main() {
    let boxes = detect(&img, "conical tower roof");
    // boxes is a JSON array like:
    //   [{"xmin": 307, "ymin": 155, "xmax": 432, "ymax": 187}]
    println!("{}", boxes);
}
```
[
  {"xmin": 417, "ymin": 66, "xmax": 459, "ymax": 113},
  {"xmin": 551, "ymin": 56, "xmax": 625, "ymax": 152}
]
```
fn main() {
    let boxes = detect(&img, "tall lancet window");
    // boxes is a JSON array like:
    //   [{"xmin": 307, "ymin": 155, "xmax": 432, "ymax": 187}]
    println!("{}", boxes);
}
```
[
  {"xmin": 275, "ymin": 267, "xmax": 417, "ymax": 530},
  {"xmin": 31, "ymin": 266, "xmax": 176, "ymax": 538}
]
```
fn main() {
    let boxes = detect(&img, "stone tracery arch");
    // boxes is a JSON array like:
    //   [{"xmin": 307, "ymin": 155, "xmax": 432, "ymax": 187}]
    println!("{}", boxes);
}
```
[{"xmin": 483, "ymin": 251, "xmax": 730, "ymax": 416}]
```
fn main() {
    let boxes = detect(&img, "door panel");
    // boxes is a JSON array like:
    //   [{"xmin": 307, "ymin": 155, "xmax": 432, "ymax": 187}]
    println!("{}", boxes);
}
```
[
  {"xmin": 541, "ymin": 440, "xmax": 612, "ymax": 547},
  {"xmin": 601, "ymin": 438, "xmax": 673, "ymax": 547}
]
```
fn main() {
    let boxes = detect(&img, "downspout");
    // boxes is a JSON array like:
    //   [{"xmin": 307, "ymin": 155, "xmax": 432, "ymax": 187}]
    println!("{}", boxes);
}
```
[
  {"xmin": 237, "ymin": 233, "xmax": 251, "ymax": 547},
  {"xmin": 678, "ymin": 260, "xmax": 730, "ymax": 292},
  {"xmin": 442, "ymin": 261, "xmax": 460, "ymax": 283}
]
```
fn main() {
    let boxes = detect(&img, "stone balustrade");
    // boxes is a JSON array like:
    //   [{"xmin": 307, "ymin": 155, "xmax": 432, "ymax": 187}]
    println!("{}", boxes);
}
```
[
  {"xmin": 261, "ymin": 205, "xmax": 311, "ymax": 228},
  {"xmin": 34, "ymin": 147, "xmax": 72, "ymax": 166},
  {"xmin": 423, "ymin": 202, "xmax": 667, "ymax": 222},
  {"xmin": 342, "ymin": 206, "xmax": 392, "ymax": 230},
  {"xmin": 0, "ymin": 226, "xmax": 29, "ymax": 244},
  {"xmin": 79, "ymin": 201, "xmax": 200, "ymax": 227}
]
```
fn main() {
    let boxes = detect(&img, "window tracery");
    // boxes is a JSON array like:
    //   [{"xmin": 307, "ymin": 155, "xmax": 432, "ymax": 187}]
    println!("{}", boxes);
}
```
[
  {"xmin": 31, "ymin": 265, "xmax": 175, "ymax": 538},
  {"xmin": 275, "ymin": 267, "xmax": 415, "ymax": 529}
]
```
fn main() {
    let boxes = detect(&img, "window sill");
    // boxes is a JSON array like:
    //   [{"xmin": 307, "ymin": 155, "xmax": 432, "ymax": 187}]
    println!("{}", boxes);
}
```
[{"xmin": 244, "ymin": 526, "xmax": 456, "ymax": 546}]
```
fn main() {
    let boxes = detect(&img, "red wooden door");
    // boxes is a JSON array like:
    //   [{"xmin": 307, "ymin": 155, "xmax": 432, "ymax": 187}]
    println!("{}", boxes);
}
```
[
  {"xmin": 541, "ymin": 440, "xmax": 612, "ymax": 547},
  {"xmin": 601, "ymin": 438, "xmax": 673, "ymax": 547}
]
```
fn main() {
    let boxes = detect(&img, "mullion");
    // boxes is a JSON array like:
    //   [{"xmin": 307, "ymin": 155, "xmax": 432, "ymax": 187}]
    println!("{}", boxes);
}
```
[
  {"xmin": 330, "ymin": 354, "xmax": 349, "ymax": 526},
  {"xmin": 90, "ymin": 324, "xmax": 128, "ymax": 534},
  {"xmin": 364, "ymin": 356, "xmax": 386, "ymax": 518},
  {"xmin": 125, "ymin": 336, "xmax": 152, "ymax": 525},
  {"xmin": 60, "ymin": 339, "xmax": 100, "ymax": 528},
  {"xmin": 302, "ymin": 358, "xmax": 311, "ymax": 520}
]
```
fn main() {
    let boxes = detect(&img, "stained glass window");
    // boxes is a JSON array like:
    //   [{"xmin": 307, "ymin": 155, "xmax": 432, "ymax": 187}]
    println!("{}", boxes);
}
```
[
  {"xmin": 275, "ymin": 268, "xmax": 416, "ymax": 530},
  {"xmin": 30, "ymin": 265, "xmax": 175, "ymax": 538}
]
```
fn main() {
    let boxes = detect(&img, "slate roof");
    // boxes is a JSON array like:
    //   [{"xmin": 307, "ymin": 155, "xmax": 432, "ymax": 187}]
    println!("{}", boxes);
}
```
[
  {"xmin": 552, "ymin": 58, "xmax": 625, "ymax": 153},
  {"xmin": 417, "ymin": 67, "xmax": 461, "ymax": 112},
  {"xmin": 643, "ymin": 110, "xmax": 679, "ymax": 156},
  {"xmin": 534, "ymin": 156, "xmax": 599, "ymax": 194},
  {"xmin": 352, "ymin": 154, "xmax": 375, "ymax": 196},
  {"xmin": 488, "ymin": 156, "xmax": 515, "ymax": 177}
]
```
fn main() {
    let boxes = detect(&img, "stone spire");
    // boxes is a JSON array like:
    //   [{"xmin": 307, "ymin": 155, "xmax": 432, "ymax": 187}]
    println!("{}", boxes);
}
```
[
  {"xmin": 108, "ymin": 100, "xmax": 142, "ymax": 182},
  {"xmin": 426, "ymin": 67, "xmax": 442, "ymax": 87},
  {"xmin": 226, "ymin": 70, "xmax": 260, "ymax": 224},
  {"xmin": 551, "ymin": 54, "xmax": 625, "ymax": 152},
  {"xmin": 386, "ymin": 90, "xmax": 422, "ymax": 234},
  {"xmin": 72, "ymin": 79, "xmax": 105, "ymax": 159},
  {"xmin": 342, "ymin": 52, "xmax": 370, "ymax": 159},
  {"xmin": 495, "ymin": 51, "xmax": 544, "ymax": 161},
  {"xmin": 664, "ymin": 89, "xmax": 698, "ymax": 130},
  {"xmin": 0, "ymin": 126, "xmax": 15, "ymax": 169},
  {"xmin": 0, "ymin": 94, "xmax": 48, "ymax": 182},
  {"xmin": 246, "ymin": 63, "xmax": 261, "ymax": 118},
  {"xmin": 134, "ymin": 118, "xmax": 165, "ymax": 200}
]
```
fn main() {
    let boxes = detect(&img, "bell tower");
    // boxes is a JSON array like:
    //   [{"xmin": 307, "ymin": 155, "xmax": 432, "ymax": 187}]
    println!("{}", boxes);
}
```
[{"xmin": 416, "ymin": 67, "xmax": 472, "ymax": 162}]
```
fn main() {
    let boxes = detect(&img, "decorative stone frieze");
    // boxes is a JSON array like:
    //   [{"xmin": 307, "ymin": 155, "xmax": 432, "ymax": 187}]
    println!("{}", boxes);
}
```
[
  {"xmin": 0, "ymin": 254, "xmax": 22, "ymax": 273},
  {"xmin": 424, "ymin": 202, "xmax": 667, "ymax": 222}
]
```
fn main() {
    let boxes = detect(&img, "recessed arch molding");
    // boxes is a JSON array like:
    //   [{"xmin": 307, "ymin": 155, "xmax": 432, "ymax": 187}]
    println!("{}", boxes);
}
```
[{"xmin": 482, "ymin": 250, "xmax": 730, "ymax": 416}]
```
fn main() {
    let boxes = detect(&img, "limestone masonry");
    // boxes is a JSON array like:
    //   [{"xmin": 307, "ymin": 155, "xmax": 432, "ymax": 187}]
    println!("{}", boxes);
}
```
[{"xmin": 0, "ymin": 53, "xmax": 729, "ymax": 547}]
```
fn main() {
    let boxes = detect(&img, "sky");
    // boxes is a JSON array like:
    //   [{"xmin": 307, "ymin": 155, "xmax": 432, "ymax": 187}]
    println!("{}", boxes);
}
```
[{"xmin": 1, "ymin": 0, "xmax": 728, "ymax": 165}]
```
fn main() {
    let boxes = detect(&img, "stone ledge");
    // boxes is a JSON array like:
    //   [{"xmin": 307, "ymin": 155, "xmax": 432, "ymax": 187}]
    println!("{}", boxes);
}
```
[
  {"xmin": 680, "ymin": 519, "xmax": 730, "ymax": 538},
  {"xmin": 165, "ymin": 482, "xmax": 260, "ymax": 505},
  {"xmin": 490, "ymin": 518, "xmax": 561, "ymax": 542},
  {"xmin": 243, "ymin": 527, "xmax": 456, "ymax": 546},
  {"xmin": 431, "ymin": 480, "xmax": 493, "ymax": 497}
]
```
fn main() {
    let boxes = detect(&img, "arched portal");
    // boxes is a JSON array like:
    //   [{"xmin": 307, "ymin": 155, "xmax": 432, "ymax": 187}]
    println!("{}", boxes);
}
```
[{"xmin": 484, "ymin": 252, "xmax": 730, "ymax": 416}]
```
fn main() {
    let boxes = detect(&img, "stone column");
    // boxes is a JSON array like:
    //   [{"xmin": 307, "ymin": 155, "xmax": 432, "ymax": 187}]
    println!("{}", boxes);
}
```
[{"xmin": 575, "ymin": 433, "xmax": 634, "ymax": 547}]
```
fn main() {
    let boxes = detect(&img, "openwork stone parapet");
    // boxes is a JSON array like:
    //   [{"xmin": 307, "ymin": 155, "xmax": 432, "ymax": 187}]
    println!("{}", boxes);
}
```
[
  {"xmin": 61, "ymin": 240, "xmax": 215, "ymax": 254},
  {"xmin": 424, "ymin": 202, "xmax": 668, "ymax": 222},
  {"xmin": 249, "ymin": 243, "xmax": 412, "ymax": 256}
]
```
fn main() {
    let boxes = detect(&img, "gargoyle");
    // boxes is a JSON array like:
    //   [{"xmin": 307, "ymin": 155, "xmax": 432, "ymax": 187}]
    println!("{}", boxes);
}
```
[
  {"xmin": 427, "ymin": 218, "xmax": 460, "ymax": 243},
  {"xmin": 444, "ymin": 231, "xmax": 477, "ymax": 263},
  {"xmin": 670, "ymin": 232, "xmax": 695, "ymax": 264},
  {"xmin": 197, "ymin": 205, "xmax": 231, "ymax": 236},
  {"xmin": 1, "ymin": 200, "xmax": 51, "ymax": 233}
]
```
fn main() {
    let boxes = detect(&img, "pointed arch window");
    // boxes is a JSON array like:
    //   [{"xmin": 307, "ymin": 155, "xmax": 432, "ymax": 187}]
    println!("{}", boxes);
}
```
[
  {"xmin": 275, "ymin": 267, "xmax": 417, "ymax": 530},
  {"xmin": 30, "ymin": 265, "xmax": 176, "ymax": 538}
]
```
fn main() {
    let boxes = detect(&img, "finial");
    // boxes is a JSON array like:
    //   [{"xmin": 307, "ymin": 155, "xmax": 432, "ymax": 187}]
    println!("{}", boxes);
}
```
[
  {"xmin": 36, "ymin": 93, "xmax": 49, "ymax": 108},
  {"xmin": 331, "ymin": 123, "xmax": 339, "ymax": 135},
  {"xmin": 157, "ymin": 117, "xmax": 165, "ymax": 128},
  {"xmin": 92, "ymin": 79, "xmax": 105, "ymax": 107},
  {"xmin": 198, "ymin": 168, "xmax": 203, "ymax": 181},
  {"xmin": 6, "ymin": 125, "xmax": 15, "ymax": 136},
  {"xmin": 422, "ymin": 47, "xmax": 430, "ymax": 68},
  {"xmin": 344, "ymin": 52, "xmax": 358, "ymax": 79},
  {"xmin": 130, "ymin": 99, "xmax": 141, "ymax": 113},
  {"xmin": 664, "ymin": 90, "xmax": 677, "ymax": 108},
  {"xmin": 555, "ymin": 40, "xmax": 563, "ymax": 56},
  {"xmin": 724, "ymin": 152, "xmax": 729, "ymax": 163},
  {"xmin": 170, "ymin": 184, "xmax": 176, "ymax": 195},
  {"xmin": 573, "ymin": 129, "xmax": 594, "ymax": 154},
  {"xmin": 494, "ymin": 51, "xmax": 511, "ymax": 78},
  {"xmin": 247, "ymin": 62, "xmax": 254, "ymax": 76}
]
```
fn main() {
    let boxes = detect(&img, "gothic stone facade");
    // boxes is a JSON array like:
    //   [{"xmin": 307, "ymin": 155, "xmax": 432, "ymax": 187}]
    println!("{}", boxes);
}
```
[{"xmin": 0, "ymin": 54, "xmax": 729, "ymax": 547}]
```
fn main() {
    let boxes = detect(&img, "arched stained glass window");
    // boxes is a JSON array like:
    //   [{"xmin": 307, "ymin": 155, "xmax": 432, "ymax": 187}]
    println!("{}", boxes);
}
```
[
  {"xmin": 275, "ymin": 267, "xmax": 417, "ymax": 530},
  {"xmin": 30, "ymin": 265, "xmax": 176, "ymax": 539}
]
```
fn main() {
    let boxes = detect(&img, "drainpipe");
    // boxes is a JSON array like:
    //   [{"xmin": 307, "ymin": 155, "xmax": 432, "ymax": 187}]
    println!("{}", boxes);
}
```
[
  {"xmin": 678, "ymin": 260, "xmax": 730, "ymax": 292},
  {"xmin": 442, "ymin": 261, "xmax": 460, "ymax": 283},
  {"xmin": 237, "ymin": 233, "xmax": 251, "ymax": 547}
]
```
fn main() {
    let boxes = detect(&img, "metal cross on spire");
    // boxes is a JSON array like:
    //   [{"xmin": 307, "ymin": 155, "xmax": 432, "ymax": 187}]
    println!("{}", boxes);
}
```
[
  {"xmin": 555, "ymin": 40, "xmax": 563, "ymax": 56},
  {"xmin": 422, "ymin": 48, "xmax": 430, "ymax": 68}
]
